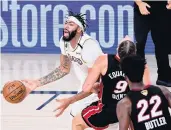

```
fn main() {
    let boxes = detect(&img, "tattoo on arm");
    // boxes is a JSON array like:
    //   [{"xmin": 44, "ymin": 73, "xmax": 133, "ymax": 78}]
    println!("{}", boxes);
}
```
[
  {"xmin": 38, "ymin": 55, "xmax": 71, "ymax": 86},
  {"xmin": 38, "ymin": 67, "xmax": 68, "ymax": 86},
  {"xmin": 61, "ymin": 55, "xmax": 71, "ymax": 70}
]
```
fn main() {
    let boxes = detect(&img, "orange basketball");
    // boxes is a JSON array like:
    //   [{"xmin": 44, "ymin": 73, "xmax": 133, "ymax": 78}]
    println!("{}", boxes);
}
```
[{"xmin": 2, "ymin": 80, "xmax": 26, "ymax": 104}]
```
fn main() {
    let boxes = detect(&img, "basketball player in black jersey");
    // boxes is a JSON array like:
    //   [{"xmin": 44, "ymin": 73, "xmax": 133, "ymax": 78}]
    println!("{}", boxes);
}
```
[
  {"xmin": 53, "ymin": 36, "xmax": 150, "ymax": 130},
  {"xmin": 117, "ymin": 55, "xmax": 171, "ymax": 130}
]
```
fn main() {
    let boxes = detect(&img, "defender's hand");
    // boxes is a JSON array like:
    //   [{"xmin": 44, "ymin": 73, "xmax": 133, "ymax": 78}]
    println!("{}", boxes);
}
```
[{"xmin": 53, "ymin": 98, "xmax": 71, "ymax": 117}]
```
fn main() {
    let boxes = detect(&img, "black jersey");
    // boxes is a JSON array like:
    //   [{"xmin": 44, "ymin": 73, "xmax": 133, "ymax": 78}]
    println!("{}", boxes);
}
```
[
  {"xmin": 99, "ymin": 54, "xmax": 130, "ymax": 105},
  {"xmin": 127, "ymin": 85, "xmax": 171, "ymax": 130}
]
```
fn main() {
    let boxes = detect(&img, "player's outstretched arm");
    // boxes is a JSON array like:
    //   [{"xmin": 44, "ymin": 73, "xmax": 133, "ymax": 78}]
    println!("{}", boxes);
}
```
[
  {"xmin": 38, "ymin": 54, "xmax": 71, "ymax": 86},
  {"xmin": 22, "ymin": 54, "xmax": 71, "ymax": 96},
  {"xmin": 116, "ymin": 98, "xmax": 132, "ymax": 130},
  {"xmin": 53, "ymin": 91, "xmax": 93, "ymax": 117},
  {"xmin": 53, "ymin": 82, "xmax": 100, "ymax": 117},
  {"xmin": 157, "ymin": 86, "xmax": 171, "ymax": 108}
]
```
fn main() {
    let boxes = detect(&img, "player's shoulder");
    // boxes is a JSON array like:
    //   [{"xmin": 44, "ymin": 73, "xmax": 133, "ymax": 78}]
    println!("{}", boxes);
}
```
[
  {"xmin": 144, "ymin": 85, "xmax": 169, "ymax": 98},
  {"xmin": 96, "ymin": 54, "xmax": 107, "ymax": 63},
  {"xmin": 92, "ymin": 54, "xmax": 107, "ymax": 69},
  {"xmin": 81, "ymin": 34, "xmax": 102, "ymax": 54},
  {"xmin": 148, "ymin": 85, "xmax": 163, "ymax": 92},
  {"xmin": 82, "ymin": 33, "xmax": 99, "ymax": 45},
  {"xmin": 154, "ymin": 85, "xmax": 171, "ymax": 95},
  {"xmin": 82, "ymin": 33, "xmax": 94, "ymax": 40}
]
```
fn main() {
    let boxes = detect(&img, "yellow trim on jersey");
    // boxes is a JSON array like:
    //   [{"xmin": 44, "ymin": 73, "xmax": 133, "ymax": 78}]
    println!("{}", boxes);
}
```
[
  {"xmin": 72, "ymin": 45, "xmax": 79, "ymax": 52},
  {"xmin": 72, "ymin": 36, "xmax": 83, "ymax": 52},
  {"xmin": 64, "ymin": 41, "xmax": 79, "ymax": 53}
]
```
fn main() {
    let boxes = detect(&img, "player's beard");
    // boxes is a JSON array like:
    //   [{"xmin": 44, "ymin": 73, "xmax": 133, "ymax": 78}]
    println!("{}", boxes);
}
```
[{"xmin": 63, "ymin": 29, "xmax": 77, "ymax": 41}]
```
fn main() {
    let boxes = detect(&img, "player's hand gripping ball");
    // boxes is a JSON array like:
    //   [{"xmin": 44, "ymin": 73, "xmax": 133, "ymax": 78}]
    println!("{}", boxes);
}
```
[{"xmin": 2, "ymin": 80, "xmax": 26, "ymax": 104}]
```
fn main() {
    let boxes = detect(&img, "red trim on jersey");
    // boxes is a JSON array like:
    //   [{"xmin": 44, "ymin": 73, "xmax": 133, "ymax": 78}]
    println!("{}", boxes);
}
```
[
  {"xmin": 131, "ymin": 85, "xmax": 150, "ymax": 91},
  {"xmin": 82, "ymin": 82, "xmax": 108, "ymax": 129},
  {"xmin": 82, "ymin": 103, "xmax": 109, "ymax": 130}
]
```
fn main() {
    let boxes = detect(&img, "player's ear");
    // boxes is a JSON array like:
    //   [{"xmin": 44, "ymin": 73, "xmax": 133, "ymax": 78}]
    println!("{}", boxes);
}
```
[{"xmin": 77, "ymin": 27, "xmax": 82, "ymax": 33}]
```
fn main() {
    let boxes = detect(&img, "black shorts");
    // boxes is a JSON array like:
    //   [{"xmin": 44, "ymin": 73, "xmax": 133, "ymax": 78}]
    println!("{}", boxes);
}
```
[{"xmin": 81, "ymin": 101, "xmax": 118, "ymax": 130}]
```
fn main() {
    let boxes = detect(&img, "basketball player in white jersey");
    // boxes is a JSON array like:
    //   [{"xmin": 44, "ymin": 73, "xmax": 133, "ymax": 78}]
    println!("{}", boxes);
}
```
[{"xmin": 21, "ymin": 11, "xmax": 103, "ymax": 117}]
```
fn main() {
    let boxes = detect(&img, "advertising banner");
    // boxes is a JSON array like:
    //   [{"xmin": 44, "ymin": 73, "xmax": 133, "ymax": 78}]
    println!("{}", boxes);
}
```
[{"xmin": 1, "ymin": 0, "xmax": 154, "ymax": 54}]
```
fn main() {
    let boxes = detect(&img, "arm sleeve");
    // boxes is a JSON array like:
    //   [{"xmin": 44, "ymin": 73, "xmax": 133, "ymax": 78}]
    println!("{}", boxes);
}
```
[
  {"xmin": 59, "ymin": 37, "xmax": 66, "ymax": 55},
  {"xmin": 82, "ymin": 39, "xmax": 103, "ymax": 68}
]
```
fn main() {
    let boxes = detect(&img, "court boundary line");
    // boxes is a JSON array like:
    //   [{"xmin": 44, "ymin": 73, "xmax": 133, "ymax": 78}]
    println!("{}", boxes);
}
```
[
  {"xmin": 1, "ymin": 90, "xmax": 77, "ymax": 94},
  {"xmin": 36, "ymin": 94, "xmax": 59, "ymax": 110},
  {"xmin": 1, "ymin": 91, "xmax": 77, "ymax": 110},
  {"xmin": 35, "ymin": 91, "xmax": 77, "ymax": 110}
]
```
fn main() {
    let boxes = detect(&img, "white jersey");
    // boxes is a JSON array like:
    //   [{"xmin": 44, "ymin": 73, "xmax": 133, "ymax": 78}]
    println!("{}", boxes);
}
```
[{"xmin": 59, "ymin": 33, "xmax": 103, "ymax": 91}]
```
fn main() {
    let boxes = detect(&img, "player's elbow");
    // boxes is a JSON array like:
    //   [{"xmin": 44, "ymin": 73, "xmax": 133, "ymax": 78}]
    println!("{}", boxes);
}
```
[
  {"xmin": 64, "ymin": 68, "xmax": 70, "ymax": 74},
  {"xmin": 83, "ymin": 84, "xmax": 92, "ymax": 93},
  {"xmin": 83, "ymin": 88, "xmax": 91, "ymax": 93},
  {"xmin": 60, "ymin": 65, "xmax": 70, "ymax": 74}
]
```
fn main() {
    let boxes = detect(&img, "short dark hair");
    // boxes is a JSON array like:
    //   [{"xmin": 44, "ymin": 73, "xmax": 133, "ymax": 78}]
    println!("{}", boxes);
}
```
[
  {"xmin": 118, "ymin": 40, "xmax": 136, "ymax": 59},
  {"xmin": 67, "ymin": 11, "xmax": 88, "ymax": 32},
  {"xmin": 120, "ymin": 55, "xmax": 146, "ymax": 82}
]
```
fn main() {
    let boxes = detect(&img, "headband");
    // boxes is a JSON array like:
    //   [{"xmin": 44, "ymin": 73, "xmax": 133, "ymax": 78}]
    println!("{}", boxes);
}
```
[{"xmin": 67, "ymin": 16, "xmax": 84, "ymax": 31}]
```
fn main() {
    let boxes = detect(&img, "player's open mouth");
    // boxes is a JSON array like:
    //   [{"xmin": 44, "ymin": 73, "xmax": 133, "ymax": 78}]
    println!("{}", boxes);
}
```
[
  {"xmin": 64, "ymin": 29, "xmax": 69, "ymax": 33},
  {"xmin": 63, "ymin": 31, "xmax": 70, "ymax": 37}
]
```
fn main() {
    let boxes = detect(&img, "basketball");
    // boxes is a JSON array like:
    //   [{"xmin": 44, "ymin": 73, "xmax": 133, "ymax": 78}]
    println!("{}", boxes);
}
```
[{"xmin": 2, "ymin": 80, "xmax": 26, "ymax": 104}]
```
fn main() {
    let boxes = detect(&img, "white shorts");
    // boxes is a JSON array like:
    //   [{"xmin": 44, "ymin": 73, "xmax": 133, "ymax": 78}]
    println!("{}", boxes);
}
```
[
  {"xmin": 106, "ymin": 123, "xmax": 119, "ymax": 130},
  {"xmin": 70, "ymin": 93, "xmax": 99, "ymax": 117}
]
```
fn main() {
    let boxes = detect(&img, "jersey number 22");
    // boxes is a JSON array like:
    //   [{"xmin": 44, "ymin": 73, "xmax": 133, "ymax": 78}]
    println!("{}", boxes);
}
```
[{"xmin": 137, "ymin": 95, "xmax": 163, "ymax": 122}]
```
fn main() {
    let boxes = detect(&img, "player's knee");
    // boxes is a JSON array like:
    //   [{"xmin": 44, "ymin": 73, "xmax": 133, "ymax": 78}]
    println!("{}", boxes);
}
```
[
  {"xmin": 72, "ymin": 116, "xmax": 77, "ymax": 124},
  {"xmin": 72, "ymin": 115, "xmax": 80, "ymax": 125},
  {"xmin": 72, "ymin": 114, "xmax": 87, "ymax": 129}
]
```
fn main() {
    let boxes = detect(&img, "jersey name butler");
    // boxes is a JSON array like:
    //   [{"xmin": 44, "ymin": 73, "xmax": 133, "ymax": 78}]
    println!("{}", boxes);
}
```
[{"xmin": 145, "ymin": 117, "xmax": 167, "ymax": 130}]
